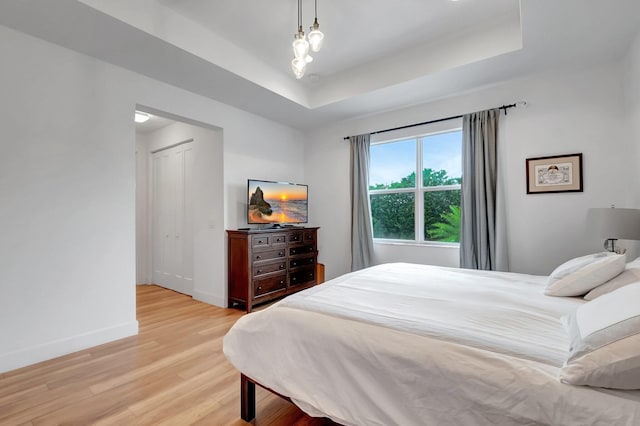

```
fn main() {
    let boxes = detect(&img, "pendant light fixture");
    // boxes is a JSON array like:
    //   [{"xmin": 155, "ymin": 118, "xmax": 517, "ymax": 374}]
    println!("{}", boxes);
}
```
[
  {"xmin": 291, "ymin": 0, "xmax": 309, "ymax": 79},
  {"xmin": 290, "ymin": 0, "xmax": 323, "ymax": 79},
  {"xmin": 308, "ymin": 0, "xmax": 324, "ymax": 53}
]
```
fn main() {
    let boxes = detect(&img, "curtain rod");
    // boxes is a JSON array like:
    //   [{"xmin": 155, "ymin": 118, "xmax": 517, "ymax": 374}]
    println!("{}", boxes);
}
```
[{"xmin": 342, "ymin": 102, "xmax": 525, "ymax": 140}]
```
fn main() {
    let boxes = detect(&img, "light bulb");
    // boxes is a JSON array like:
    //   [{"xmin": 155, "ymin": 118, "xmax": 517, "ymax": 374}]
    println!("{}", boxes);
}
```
[
  {"xmin": 134, "ymin": 111, "xmax": 150, "ymax": 123},
  {"xmin": 308, "ymin": 21, "xmax": 324, "ymax": 52},
  {"xmin": 305, "ymin": 54, "xmax": 313, "ymax": 63},
  {"xmin": 292, "ymin": 33, "xmax": 309, "ymax": 60},
  {"xmin": 291, "ymin": 58, "xmax": 306, "ymax": 79}
]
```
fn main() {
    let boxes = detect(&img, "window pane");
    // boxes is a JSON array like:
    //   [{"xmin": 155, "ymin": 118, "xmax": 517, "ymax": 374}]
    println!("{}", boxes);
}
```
[
  {"xmin": 370, "ymin": 139, "xmax": 417, "ymax": 190},
  {"xmin": 370, "ymin": 193, "xmax": 415, "ymax": 240},
  {"xmin": 424, "ymin": 190, "xmax": 461, "ymax": 242},
  {"xmin": 422, "ymin": 131, "xmax": 462, "ymax": 187}
]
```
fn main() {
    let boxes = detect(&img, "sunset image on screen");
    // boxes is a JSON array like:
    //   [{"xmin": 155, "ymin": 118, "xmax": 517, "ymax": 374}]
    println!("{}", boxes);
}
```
[{"xmin": 248, "ymin": 181, "xmax": 308, "ymax": 224}]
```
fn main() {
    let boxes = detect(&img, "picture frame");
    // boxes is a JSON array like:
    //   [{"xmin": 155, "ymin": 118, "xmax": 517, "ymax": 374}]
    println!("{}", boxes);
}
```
[{"xmin": 526, "ymin": 153, "xmax": 583, "ymax": 194}]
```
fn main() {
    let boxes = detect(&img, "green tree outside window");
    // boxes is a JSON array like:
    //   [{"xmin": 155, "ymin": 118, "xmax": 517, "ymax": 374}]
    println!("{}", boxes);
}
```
[{"xmin": 369, "ymin": 130, "xmax": 462, "ymax": 243}]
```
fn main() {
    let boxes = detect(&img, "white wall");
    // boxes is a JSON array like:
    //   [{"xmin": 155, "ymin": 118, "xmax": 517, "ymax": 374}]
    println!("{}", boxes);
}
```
[
  {"xmin": 0, "ymin": 24, "xmax": 304, "ymax": 373},
  {"xmin": 306, "ymin": 62, "xmax": 636, "ymax": 279},
  {"xmin": 223, "ymin": 123, "xmax": 306, "ymax": 228},
  {"xmin": 135, "ymin": 132, "xmax": 150, "ymax": 284},
  {"xmin": 624, "ymin": 30, "xmax": 640, "ymax": 204},
  {"xmin": 622, "ymin": 30, "xmax": 640, "ymax": 256}
]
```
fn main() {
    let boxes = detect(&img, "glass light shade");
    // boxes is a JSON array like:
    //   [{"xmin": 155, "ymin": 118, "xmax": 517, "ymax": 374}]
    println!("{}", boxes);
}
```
[
  {"xmin": 291, "ymin": 58, "xmax": 306, "ymax": 79},
  {"xmin": 134, "ymin": 111, "xmax": 150, "ymax": 123},
  {"xmin": 308, "ymin": 28, "xmax": 324, "ymax": 52},
  {"xmin": 292, "ymin": 35, "xmax": 309, "ymax": 60}
]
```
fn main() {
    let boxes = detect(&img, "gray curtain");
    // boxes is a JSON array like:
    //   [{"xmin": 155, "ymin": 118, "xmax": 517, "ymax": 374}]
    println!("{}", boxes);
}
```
[
  {"xmin": 460, "ymin": 109, "xmax": 508, "ymax": 270},
  {"xmin": 350, "ymin": 134, "xmax": 374, "ymax": 271}
]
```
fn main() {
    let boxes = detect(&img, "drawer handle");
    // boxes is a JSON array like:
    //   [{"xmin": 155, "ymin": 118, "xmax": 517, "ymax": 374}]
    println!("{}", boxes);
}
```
[
  {"xmin": 279, "ymin": 264, "xmax": 285, "ymax": 269},
  {"xmin": 292, "ymin": 262, "xmax": 297, "ymax": 266},
  {"xmin": 292, "ymin": 277, "xmax": 297, "ymax": 281},
  {"xmin": 257, "ymin": 286, "xmax": 262, "ymax": 290},
  {"xmin": 279, "ymin": 251, "xmax": 284, "ymax": 256},
  {"xmin": 308, "ymin": 259, "xmax": 314, "ymax": 263},
  {"xmin": 280, "ymin": 280, "xmax": 284, "ymax": 284},
  {"xmin": 256, "ymin": 255, "xmax": 261, "ymax": 259},
  {"xmin": 257, "ymin": 269, "xmax": 262, "ymax": 274},
  {"xmin": 257, "ymin": 240, "xmax": 264, "ymax": 244}
]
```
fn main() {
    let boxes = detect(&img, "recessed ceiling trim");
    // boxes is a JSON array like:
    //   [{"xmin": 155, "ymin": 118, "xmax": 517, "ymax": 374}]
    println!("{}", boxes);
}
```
[
  {"xmin": 310, "ymin": 16, "xmax": 523, "ymax": 108},
  {"xmin": 79, "ymin": 0, "xmax": 312, "ymax": 107}
]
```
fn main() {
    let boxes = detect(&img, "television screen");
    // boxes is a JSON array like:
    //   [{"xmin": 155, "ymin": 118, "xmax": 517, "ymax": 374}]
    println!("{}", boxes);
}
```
[{"xmin": 248, "ymin": 179, "xmax": 308, "ymax": 224}]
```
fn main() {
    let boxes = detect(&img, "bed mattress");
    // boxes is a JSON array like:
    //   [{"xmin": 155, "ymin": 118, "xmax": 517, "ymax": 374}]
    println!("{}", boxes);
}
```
[{"xmin": 223, "ymin": 263, "xmax": 640, "ymax": 425}]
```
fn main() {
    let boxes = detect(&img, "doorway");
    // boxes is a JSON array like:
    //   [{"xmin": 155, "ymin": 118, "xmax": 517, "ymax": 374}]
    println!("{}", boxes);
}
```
[{"xmin": 135, "ymin": 109, "xmax": 225, "ymax": 302}]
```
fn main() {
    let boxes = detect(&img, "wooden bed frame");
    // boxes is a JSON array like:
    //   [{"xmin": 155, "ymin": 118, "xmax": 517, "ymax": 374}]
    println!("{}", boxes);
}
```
[
  {"xmin": 240, "ymin": 374, "xmax": 256, "ymax": 421},
  {"xmin": 241, "ymin": 373, "xmax": 337, "ymax": 423},
  {"xmin": 240, "ymin": 373, "xmax": 293, "ymax": 422}
]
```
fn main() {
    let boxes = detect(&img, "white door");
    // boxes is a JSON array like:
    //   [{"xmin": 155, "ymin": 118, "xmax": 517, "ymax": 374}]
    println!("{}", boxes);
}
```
[{"xmin": 151, "ymin": 142, "xmax": 194, "ymax": 295}]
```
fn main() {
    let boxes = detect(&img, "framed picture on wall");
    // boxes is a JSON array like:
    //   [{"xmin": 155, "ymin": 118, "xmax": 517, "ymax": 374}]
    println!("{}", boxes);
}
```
[{"xmin": 526, "ymin": 153, "xmax": 583, "ymax": 194}]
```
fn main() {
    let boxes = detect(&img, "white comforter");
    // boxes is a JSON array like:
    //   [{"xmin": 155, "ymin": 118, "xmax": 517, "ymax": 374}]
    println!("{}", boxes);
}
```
[{"xmin": 223, "ymin": 263, "xmax": 640, "ymax": 426}]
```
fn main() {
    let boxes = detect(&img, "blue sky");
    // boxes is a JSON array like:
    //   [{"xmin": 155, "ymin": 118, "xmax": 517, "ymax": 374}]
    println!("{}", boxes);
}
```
[{"xmin": 370, "ymin": 131, "xmax": 462, "ymax": 187}]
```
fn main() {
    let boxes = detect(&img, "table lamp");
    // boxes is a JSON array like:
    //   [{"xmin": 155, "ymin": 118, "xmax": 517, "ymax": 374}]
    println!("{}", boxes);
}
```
[{"xmin": 588, "ymin": 206, "xmax": 640, "ymax": 253}]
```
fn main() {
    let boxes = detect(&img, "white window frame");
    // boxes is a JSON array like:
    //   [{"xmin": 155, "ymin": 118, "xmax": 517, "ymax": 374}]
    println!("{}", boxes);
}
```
[{"xmin": 369, "ymin": 119, "xmax": 462, "ymax": 245}]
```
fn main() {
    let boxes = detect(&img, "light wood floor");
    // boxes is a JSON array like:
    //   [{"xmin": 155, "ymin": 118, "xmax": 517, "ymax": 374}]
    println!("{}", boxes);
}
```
[{"xmin": 0, "ymin": 285, "xmax": 339, "ymax": 425}]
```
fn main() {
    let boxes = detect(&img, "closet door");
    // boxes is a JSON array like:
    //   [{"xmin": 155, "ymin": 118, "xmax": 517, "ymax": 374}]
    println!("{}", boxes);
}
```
[{"xmin": 151, "ymin": 142, "xmax": 194, "ymax": 295}]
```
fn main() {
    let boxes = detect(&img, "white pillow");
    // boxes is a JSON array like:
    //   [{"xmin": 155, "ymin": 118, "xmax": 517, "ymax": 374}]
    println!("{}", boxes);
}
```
[
  {"xmin": 560, "ymin": 283, "xmax": 640, "ymax": 389},
  {"xmin": 583, "ymin": 257, "xmax": 640, "ymax": 301},
  {"xmin": 544, "ymin": 252, "xmax": 625, "ymax": 297},
  {"xmin": 584, "ymin": 267, "xmax": 640, "ymax": 301}
]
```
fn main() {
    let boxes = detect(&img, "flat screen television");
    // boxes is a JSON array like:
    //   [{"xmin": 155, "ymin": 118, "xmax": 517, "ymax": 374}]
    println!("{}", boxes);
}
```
[{"xmin": 247, "ymin": 179, "xmax": 308, "ymax": 225}]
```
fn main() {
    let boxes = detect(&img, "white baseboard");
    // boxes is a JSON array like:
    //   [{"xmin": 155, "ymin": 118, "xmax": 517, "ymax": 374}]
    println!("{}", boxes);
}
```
[
  {"xmin": 192, "ymin": 290, "xmax": 226, "ymax": 308},
  {"xmin": 0, "ymin": 321, "xmax": 139, "ymax": 374}
]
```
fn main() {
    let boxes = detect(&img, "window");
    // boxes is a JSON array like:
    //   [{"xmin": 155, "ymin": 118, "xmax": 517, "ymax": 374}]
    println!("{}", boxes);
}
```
[{"xmin": 369, "ymin": 127, "xmax": 462, "ymax": 243}]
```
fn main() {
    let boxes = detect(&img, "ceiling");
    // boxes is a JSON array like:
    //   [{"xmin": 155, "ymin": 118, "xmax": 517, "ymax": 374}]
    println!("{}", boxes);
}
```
[
  {"xmin": 135, "ymin": 113, "xmax": 175, "ymax": 134},
  {"xmin": 156, "ymin": 0, "xmax": 521, "ymax": 85},
  {"xmin": 1, "ymin": 0, "xmax": 639, "ymax": 130}
]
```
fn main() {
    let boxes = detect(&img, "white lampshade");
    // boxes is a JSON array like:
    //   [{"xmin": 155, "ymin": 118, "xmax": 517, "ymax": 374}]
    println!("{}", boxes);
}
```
[
  {"xmin": 308, "ymin": 27, "xmax": 324, "ymax": 52},
  {"xmin": 292, "ymin": 35, "xmax": 309, "ymax": 60},
  {"xmin": 291, "ymin": 58, "xmax": 306, "ymax": 79},
  {"xmin": 588, "ymin": 207, "xmax": 640, "ymax": 240}
]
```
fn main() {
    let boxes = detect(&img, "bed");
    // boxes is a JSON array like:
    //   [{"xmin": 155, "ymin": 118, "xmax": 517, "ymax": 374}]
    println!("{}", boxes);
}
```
[{"xmin": 223, "ymin": 262, "xmax": 640, "ymax": 425}]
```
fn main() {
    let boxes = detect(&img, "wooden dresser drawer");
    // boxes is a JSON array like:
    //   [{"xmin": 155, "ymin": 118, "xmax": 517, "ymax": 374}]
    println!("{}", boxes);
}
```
[
  {"xmin": 303, "ymin": 231, "xmax": 316, "ymax": 243},
  {"xmin": 253, "ymin": 260, "xmax": 287, "ymax": 277},
  {"xmin": 254, "ymin": 274, "xmax": 287, "ymax": 297},
  {"xmin": 289, "ymin": 267, "xmax": 315, "ymax": 287},
  {"xmin": 252, "ymin": 248, "xmax": 286, "ymax": 262},
  {"xmin": 288, "ymin": 231, "xmax": 303, "ymax": 243},
  {"xmin": 289, "ymin": 255, "xmax": 315, "ymax": 269},
  {"xmin": 289, "ymin": 244, "xmax": 315, "ymax": 256},
  {"xmin": 251, "ymin": 235, "xmax": 270, "ymax": 248},
  {"xmin": 271, "ymin": 233, "xmax": 287, "ymax": 245}
]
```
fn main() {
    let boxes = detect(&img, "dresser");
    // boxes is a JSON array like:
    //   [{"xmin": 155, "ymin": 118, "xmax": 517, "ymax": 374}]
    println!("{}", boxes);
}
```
[{"xmin": 227, "ymin": 227, "xmax": 319, "ymax": 312}]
